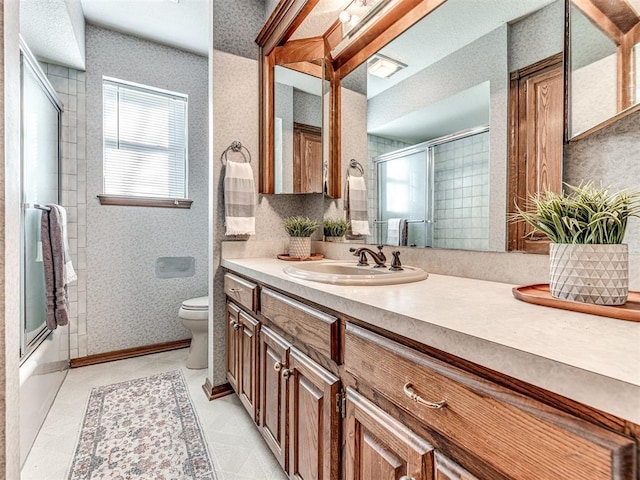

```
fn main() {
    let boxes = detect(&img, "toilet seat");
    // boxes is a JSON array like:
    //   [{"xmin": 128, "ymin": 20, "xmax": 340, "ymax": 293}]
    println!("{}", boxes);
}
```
[
  {"xmin": 181, "ymin": 296, "xmax": 208, "ymax": 311},
  {"xmin": 179, "ymin": 296, "xmax": 209, "ymax": 321}
]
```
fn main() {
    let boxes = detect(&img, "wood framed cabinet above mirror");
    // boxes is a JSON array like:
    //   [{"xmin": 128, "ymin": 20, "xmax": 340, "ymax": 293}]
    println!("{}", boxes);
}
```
[
  {"xmin": 256, "ymin": 0, "xmax": 445, "ymax": 198},
  {"xmin": 256, "ymin": 0, "xmax": 332, "ymax": 195}
]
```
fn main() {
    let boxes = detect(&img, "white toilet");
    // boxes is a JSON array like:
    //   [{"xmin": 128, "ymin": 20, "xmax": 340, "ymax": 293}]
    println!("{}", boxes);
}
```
[{"xmin": 179, "ymin": 296, "xmax": 209, "ymax": 369}]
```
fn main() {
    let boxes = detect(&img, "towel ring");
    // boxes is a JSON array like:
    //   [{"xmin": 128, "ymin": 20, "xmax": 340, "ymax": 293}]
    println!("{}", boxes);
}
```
[
  {"xmin": 221, "ymin": 141, "xmax": 251, "ymax": 164},
  {"xmin": 347, "ymin": 159, "xmax": 364, "ymax": 177}
]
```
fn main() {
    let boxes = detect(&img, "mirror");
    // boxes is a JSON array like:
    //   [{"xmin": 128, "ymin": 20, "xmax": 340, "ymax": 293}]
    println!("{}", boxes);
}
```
[
  {"xmin": 274, "ymin": 64, "xmax": 324, "ymax": 193},
  {"xmin": 568, "ymin": 0, "xmax": 640, "ymax": 139},
  {"xmin": 336, "ymin": 0, "xmax": 561, "ymax": 251}
]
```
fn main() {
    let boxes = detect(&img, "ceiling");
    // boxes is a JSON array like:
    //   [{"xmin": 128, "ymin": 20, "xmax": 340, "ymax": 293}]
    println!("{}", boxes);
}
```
[
  {"xmin": 20, "ymin": 0, "xmax": 209, "ymax": 70},
  {"xmin": 368, "ymin": 0, "xmax": 556, "ymax": 98},
  {"xmin": 81, "ymin": 0, "xmax": 209, "ymax": 56}
]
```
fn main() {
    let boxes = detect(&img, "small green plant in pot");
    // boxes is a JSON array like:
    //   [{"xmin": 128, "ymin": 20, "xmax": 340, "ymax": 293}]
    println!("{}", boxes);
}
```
[
  {"xmin": 323, "ymin": 218, "xmax": 350, "ymax": 242},
  {"xmin": 512, "ymin": 183, "xmax": 640, "ymax": 305},
  {"xmin": 283, "ymin": 216, "xmax": 320, "ymax": 258}
]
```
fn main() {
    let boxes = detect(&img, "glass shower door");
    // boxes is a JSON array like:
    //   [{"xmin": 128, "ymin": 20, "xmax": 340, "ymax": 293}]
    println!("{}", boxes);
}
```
[
  {"xmin": 376, "ymin": 147, "xmax": 432, "ymax": 247},
  {"xmin": 20, "ymin": 45, "xmax": 62, "ymax": 357}
]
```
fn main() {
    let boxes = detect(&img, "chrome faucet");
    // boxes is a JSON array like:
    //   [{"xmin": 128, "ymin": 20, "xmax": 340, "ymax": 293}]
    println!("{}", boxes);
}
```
[{"xmin": 349, "ymin": 245, "xmax": 387, "ymax": 268}]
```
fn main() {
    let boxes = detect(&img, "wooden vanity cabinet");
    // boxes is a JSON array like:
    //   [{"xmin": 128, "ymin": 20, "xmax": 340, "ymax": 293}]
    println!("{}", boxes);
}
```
[
  {"xmin": 224, "ymin": 271, "xmax": 638, "ymax": 480},
  {"xmin": 225, "ymin": 302, "xmax": 259, "ymax": 421},
  {"xmin": 344, "ymin": 322, "xmax": 636, "ymax": 480},
  {"xmin": 259, "ymin": 324, "xmax": 341, "ymax": 479},
  {"xmin": 258, "ymin": 324, "xmax": 289, "ymax": 469},
  {"xmin": 345, "ymin": 387, "xmax": 435, "ymax": 480}
]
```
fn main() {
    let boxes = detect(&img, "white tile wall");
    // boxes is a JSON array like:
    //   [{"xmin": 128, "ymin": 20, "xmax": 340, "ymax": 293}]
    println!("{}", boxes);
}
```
[
  {"xmin": 433, "ymin": 131, "xmax": 490, "ymax": 250},
  {"xmin": 43, "ymin": 63, "xmax": 87, "ymax": 358}
]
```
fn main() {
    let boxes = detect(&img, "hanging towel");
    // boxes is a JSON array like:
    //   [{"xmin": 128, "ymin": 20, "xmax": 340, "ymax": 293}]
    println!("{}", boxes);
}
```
[
  {"xmin": 224, "ymin": 160, "xmax": 256, "ymax": 235},
  {"xmin": 41, "ymin": 204, "xmax": 76, "ymax": 330},
  {"xmin": 52, "ymin": 205, "xmax": 77, "ymax": 284},
  {"xmin": 345, "ymin": 175, "xmax": 370, "ymax": 236},
  {"xmin": 386, "ymin": 218, "xmax": 408, "ymax": 246}
]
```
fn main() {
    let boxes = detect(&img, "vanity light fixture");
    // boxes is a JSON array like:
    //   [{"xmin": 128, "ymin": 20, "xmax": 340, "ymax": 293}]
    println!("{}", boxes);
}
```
[
  {"xmin": 367, "ymin": 53, "xmax": 407, "ymax": 78},
  {"xmin": 339, "ymin": 0, "xmax": 391, "ymax": 37}
]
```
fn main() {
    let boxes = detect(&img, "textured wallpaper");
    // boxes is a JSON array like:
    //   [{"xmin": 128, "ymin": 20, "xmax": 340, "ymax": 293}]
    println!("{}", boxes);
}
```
[
  {"xmin": 508, "ymin": 0, "xmax": 563, "ymax": 72},
  {"xmin": 211, "ymin": 50, "xmax": 316, "ymax": 384},
  {"xmin": 85, "ymin": 26, "xmax": 209, "ymax": 355},
  {"xmin": 564, "ymin": 109, "xmax": 640, "ymax": 253},
  {"xmin": 212, "ymin": 0, "xmax": 264, "ymax": 60},
  {"xmin": 293, "ymin": 89, "xmax": 322, "ymax": 127}
]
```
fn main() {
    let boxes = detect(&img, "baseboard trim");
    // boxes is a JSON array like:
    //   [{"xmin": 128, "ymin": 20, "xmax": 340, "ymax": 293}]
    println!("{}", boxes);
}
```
[
  {"xmin": 202, "ymin": 378, "xmax": 233, "ymax": 401},
  {"xmin": 70, "ymin": 339, "xmax": 191, "ymax": 368}
]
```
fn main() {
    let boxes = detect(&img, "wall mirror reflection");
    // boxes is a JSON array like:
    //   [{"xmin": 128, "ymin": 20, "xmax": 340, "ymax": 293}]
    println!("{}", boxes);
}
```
[
  {"xmin": 274, "ymin": 65, "xmax": 324, "ymax": 194},
  {"xmin": 338, "ymin": 0, "xmax": 559, "ymax": 251},
  {"xmin": 568, "ymin": 0, "xmax": 640, "ymax": 139}
]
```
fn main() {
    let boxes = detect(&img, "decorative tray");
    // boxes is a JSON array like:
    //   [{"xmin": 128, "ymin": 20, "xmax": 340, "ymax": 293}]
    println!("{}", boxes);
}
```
[
  {"xmin": 277, "ymin": 253, "xmax": 324, "ymax": 261},
  {"xmin": 512, "ymin": 284, "xmax": 640, "ymax": 322}
]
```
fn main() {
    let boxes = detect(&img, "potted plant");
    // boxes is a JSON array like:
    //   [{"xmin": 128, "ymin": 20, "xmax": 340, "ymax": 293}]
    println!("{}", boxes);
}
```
[
  {"xmin": 323, "ymin": 218, "xmax": 350, "ymax": 242},
  {"xmin": 283, "ymin": 216, "xmax": 320, "ymax": 258},
  {"xmin": 512, "ymin": 183, "xmax": 640, "ymax": 305}
]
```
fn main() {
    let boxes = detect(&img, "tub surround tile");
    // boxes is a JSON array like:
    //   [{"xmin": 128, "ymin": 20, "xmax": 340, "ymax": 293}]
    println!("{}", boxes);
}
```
[
  {"xmin": 44, "ymin": 62, "xmax": 87, "ymax": 360},
  {"xmin": 222, "ymin": 257, "xmax": 640, "ymax": 424}
]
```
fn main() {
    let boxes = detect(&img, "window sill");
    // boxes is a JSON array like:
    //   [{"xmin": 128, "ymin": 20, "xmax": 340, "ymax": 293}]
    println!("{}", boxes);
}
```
[{"xmin": 97, "ymin": 195, "xmax": 193, "ymax": 209}]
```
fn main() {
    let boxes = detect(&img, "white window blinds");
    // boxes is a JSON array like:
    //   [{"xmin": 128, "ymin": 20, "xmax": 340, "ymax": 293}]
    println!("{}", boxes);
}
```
[{"xmin": 103, "ymin": 78, "xmax": 188, "ymax": 199}]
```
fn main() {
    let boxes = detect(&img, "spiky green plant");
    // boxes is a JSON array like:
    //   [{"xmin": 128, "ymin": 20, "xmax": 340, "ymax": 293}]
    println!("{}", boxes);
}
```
[
  {"xmin": 323, "ymin": 218, "xmax": 350, "ymax": 237},
  {"xmin": 511, "ymin": 183, "xmax": 640, "ymax": 244},
  {"xmin": 282, "ymin": 216, "xmax": 320, "ymax": 237}
]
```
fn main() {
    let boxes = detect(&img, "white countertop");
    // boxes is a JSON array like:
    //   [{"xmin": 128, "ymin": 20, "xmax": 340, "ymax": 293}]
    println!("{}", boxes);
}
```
[{"xmin": 222, "ymin": 257, "xmax": 640, "ymax": 424}]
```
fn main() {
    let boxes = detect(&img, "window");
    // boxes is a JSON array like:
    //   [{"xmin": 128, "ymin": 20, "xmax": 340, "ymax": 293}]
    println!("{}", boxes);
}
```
[{"xmin": 100, "ymin": 77, "xmax": 190, "ymax": 208}]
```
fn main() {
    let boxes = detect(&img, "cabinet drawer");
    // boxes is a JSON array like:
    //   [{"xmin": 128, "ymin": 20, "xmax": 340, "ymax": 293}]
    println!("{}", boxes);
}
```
[
  {"xmin": 224, "ymin": 273, "xmax": 258, "ymax": 312},
  {"xmin": 345, "ymin": 323, "xmax": 636, "ymax": 480},
  {"xmin": 261, "ymin": 288, "xmax": 339, "ymax": 363}
]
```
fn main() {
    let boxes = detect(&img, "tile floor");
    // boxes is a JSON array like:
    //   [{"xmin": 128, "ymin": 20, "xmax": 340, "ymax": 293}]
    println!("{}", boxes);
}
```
[{"xmin": 21, "ymin": 349, "xmax": 288, "ymax": 480}]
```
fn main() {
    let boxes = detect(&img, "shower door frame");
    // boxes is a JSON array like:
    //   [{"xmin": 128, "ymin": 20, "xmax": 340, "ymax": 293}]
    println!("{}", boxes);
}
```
[
  {"xmin": 19, "ymin": 37, "xmax": 64, "ymax": 361},
  {"xmin": 375, "ymin": 143, "xmax": 435, "ymax": 247},
  {"xmin": 374, "ymin": 125, "xmax": 490, "ymax": 248}
]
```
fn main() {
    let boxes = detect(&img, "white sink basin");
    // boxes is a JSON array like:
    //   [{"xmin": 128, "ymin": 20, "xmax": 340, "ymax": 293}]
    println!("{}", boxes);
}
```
[{"xmin": 283, "ymin": 261, "xmax": 428, "ymax": 286}]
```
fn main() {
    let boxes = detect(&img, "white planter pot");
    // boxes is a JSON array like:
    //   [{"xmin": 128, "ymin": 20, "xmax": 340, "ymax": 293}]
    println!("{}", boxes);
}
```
[
  {"xmin": 549, "ymin": 243, "xmax": 628, "ymax": 306},
  {"xmin": 324, "ymin": 236, "xmax": 344, "ymax": 243},
  {"xmin": 289, "ymin": 237, "xmax": 312, "ymax": 258}
]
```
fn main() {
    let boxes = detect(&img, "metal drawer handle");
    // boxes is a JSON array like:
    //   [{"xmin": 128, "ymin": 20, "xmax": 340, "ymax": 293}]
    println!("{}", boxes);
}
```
[
  {"xmin": 233, "ymin": 321, "xmax": 240, "ymax": 331},
  {"xmin": 228, "ymin": 287, "xmax": 243, "ymax": 293},
  {"xmin": 400, "ymin": 476, "xmax": 415, "ymax": 480},
  {"xmin": 274, "ymin": 361, "xmax": 283, "ymax": 372},
  {"xmin": 281, "ymin": 368, "xmax": 292, "ymax": 379},
  {"xmin": 403, "ymin": 383, "xmax": 446, "ymax": 409}
]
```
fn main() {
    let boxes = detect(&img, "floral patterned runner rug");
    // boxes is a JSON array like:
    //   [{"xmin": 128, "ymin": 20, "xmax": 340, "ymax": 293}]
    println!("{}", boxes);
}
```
[{"xmin": 68, "ymin": 370, "xmax": 216, "ymax": 479}]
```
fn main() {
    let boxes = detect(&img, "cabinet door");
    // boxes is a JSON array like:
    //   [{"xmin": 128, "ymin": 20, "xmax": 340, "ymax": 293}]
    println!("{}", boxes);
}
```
[
  {"xmin": 237, "ymin": 310, "xmax": 259, "ymax": 420},
  {"xmin": 434, "ymin": 453, "xmax": 479, "ymax": 480},
  {"xmin": 345, "ymin": 388, "xmax": 434, "ymax": 480},
  {"xmin": 259, "ymin": 325, "xmax": 290, "ymax": 471},
  {"xmin": 226, "ymin": 302, "xmax": 240, "ymax": 392},
  {"xmin": 288, "ymin": 347, "xmax": 341, "ymax": 480}
]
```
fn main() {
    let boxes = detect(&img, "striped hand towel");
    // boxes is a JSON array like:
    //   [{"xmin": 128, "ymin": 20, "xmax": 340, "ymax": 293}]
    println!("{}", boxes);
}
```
[
  {"xmin": 345, "ymin": 176, "xmax": 370, "ymax": 236},
  {"xmin": 224, "ymin": 160, "xmax": 256, "ymax": 235}
]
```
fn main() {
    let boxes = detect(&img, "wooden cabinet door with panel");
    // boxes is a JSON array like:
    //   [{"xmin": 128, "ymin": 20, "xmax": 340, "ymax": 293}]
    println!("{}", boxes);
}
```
[
  {"xmin": 237, "ymin": 310, "xmax": 259, "ymax": 420},
  {"xmin": 345, "ymin": 388, "xmax": 434, "ymax": 480},
  {"xmin": 259, "ymin": 325, "xmax": 290, "ymax": 471},
  {"xmin": 226, "ymin": 302, "xmax": 240, "ymax": 393},
  {"xmin": 287, "ymin": 346, "xmax": 341, "ymax": 480}
]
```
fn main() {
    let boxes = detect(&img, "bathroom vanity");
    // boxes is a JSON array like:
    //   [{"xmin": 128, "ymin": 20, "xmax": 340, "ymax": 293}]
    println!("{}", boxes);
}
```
[{"xmin": 222, "ymin": 257, "xmax": 639, "ymax": 480}]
